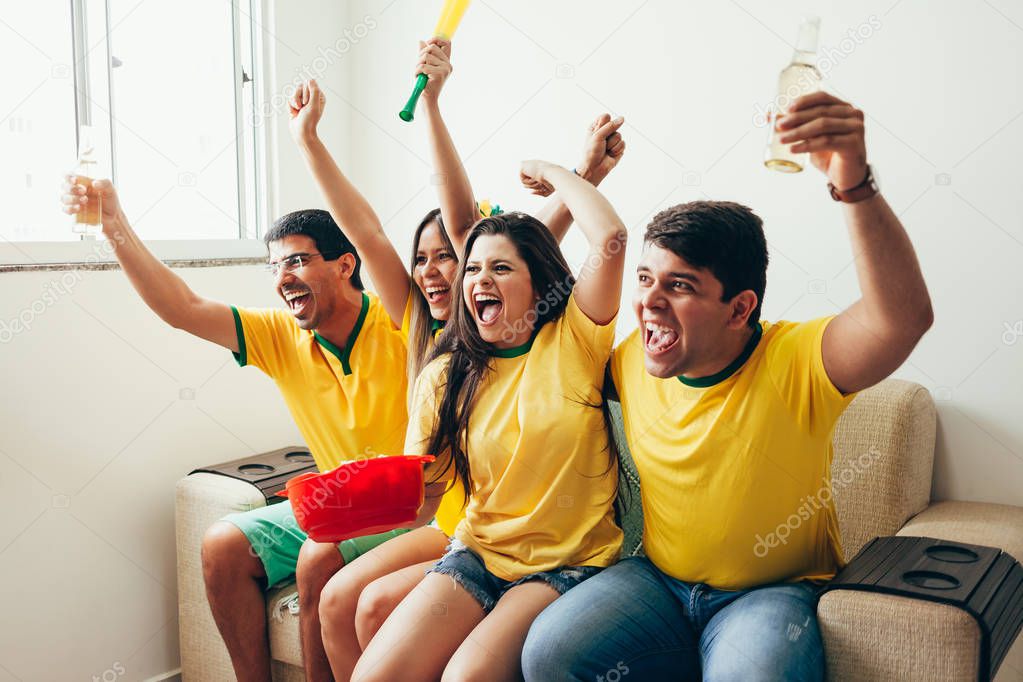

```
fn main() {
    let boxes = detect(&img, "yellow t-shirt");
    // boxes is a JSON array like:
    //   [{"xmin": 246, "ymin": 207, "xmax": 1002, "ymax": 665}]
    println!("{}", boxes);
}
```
[
  {"xmin": 398, "ymin": 292, "xmax": 462, "ymax": 537},
  {"xmin": 400, "ymin": 291, "xmax": 447, "ymax": 341},
  {"xmin": 231, "ymin": 292, "xmax": 409, "ymax": 472},
  {"xmin": 407, "ymin": 295, "xmax": 623, "ymax": 581},
  {"xmin": 611, "ymin": 316, "xmax": 857, "ymax": 590}
]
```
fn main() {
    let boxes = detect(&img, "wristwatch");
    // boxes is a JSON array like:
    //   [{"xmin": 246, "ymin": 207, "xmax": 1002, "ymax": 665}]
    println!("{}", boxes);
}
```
[{"xmin": 828, "ymin": 165, "xmax": 879, "ymax": 203}]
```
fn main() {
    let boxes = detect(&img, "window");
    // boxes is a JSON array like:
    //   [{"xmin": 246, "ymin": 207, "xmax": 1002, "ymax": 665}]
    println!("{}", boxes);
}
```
[{"xmin": 2, "ymin": 0, "xmax": 268, "ymax": 258}]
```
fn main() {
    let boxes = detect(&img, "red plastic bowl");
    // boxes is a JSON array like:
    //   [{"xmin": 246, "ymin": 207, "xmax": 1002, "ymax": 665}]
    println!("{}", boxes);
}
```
[{"xmin": 277, "ymin": 455, "xmax": 435, "ymax": 543}]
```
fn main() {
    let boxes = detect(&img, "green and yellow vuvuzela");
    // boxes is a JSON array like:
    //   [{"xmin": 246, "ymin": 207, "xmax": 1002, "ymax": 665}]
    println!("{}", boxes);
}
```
[{"xmin": 398, "ymin": 0, "xmax": 472, "ymax": 122}]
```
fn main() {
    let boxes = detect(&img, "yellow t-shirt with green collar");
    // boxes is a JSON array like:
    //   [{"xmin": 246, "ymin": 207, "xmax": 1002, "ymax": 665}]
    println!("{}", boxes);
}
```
[
  {"xmin": 406, "ymin": 294, "xmax": 624, "ymax": 581},
  {"xmin": 230, "ymin": 291, "xmax": 409, "ymax": 473},
  {"xmin": 399, "ymin": 291, "xmax": 447, "ymax": 341},
  {"xmin": 398, "ymin": 291, "xmax": 463, "ymax": 537},
  {"xmin": 610, "ymin": 316, "xmax": 857, "ymax": 591}
]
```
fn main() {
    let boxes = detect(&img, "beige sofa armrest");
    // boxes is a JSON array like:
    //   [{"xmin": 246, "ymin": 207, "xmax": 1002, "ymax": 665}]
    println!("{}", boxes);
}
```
[
  {"xmin": 176, "ymin": 472, "xmax": 268, "ymax": 681},
  {"xmin": 820, "ymin": 501, "xmax": 1023, "ymax": 681},
  {"xmin": 897, "ymin": 500, "xmax": 1023, "ymax": 563},
  {"xmin": 819, "ymin": 590, "xmax": 983, "ymax": 681},
  {"xmin": 831, "ymin": 379, "xmax": 936, "ymax": 560}
]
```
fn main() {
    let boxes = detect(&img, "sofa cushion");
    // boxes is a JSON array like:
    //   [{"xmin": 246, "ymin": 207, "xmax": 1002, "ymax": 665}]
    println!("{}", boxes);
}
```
[
  {"xmin": 267, "ymin": 586, "xmax": 303, "ymax": 667},
  {"xmin": 898, "ymin": 500, "xmax": 1023, "ymax": 568}
]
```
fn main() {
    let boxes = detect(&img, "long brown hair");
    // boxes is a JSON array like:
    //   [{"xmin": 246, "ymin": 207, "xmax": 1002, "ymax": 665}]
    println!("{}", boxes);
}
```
[
  {"xmin": 425, "ymin": 213, "xmax": 580, "ymax": 504},
  {"xmin": 406, "ymin": 209, "xmax": 457, "ymax": 392}
]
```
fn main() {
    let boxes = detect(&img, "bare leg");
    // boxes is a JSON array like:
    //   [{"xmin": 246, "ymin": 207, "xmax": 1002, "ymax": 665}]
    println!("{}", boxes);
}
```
[
  {"xmin": 442, "ymin": 581, "xmax": 560, "ymax": 682},
  {"xmin": 201, "ymin": 521, "xmax": 272, "ymax": 682},
  {"xmin": 297, "ymin": 539, "xmax": 346, "ymax": 682},
  {"xmin": 352, "ymin": 572, "xmax": 486, "ymax": 682},
  {"xmin": 355, "ymin": 560, "xmax": 437, "ymax": 650},
  {"xmin": 320, "ymin": 527, "xmax": 448, "ymax": 681}
]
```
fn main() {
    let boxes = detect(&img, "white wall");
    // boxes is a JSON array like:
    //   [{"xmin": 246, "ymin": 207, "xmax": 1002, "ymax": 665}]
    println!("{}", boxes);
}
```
[
  {"xmin": 1, "ymin": 0, "xmax": 1021, "ymax": 680},
  {"xmin": 342, "ymin": 0, "xmax": 1023, "ymax": 507},
  {"xmin": 0, "ymin": 2, "xmax": 348, "ymax": 680},
  {"xmin": 0, "ymin": 265, "xmax": 300, "ymax": 682}
]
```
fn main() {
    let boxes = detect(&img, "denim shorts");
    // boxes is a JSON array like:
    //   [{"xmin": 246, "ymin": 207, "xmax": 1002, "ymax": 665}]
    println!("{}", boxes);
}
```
[{"xmin": 428, "ymin": 538, "xmax": 603, "ymax": 613}]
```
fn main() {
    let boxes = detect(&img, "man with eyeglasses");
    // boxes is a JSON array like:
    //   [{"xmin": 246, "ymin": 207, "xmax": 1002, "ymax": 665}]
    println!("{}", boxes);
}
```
[{"xmin": 61, "ymin": 178, "xmax": 412, "ymax": 682}]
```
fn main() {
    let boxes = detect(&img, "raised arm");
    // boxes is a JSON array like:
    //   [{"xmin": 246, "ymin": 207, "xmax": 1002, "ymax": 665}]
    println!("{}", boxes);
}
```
[
  {"xmin": 290, "ymin": 79, "xmax": 410, "ymax": 327},
  {"xmin": 531, "ymin": 114, "xmax": 626, "ymax": 243},
  {"xmin": 520, "ymin": 161, "xmax": 627, "ymax": 325},
  {"xmin": 777, "ymin": 92, "xmax": 933, "ymax": 394},
  {"xmin": 417, "ymin": 39, "xmax": 481, "ymax": 255},
  {"xmin": 60, "ymin": 179, "xmax": 238, "ymax": 350}
]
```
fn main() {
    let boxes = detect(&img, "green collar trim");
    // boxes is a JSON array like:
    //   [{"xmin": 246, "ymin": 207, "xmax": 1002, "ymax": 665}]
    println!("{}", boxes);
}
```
[
  {"xmin": 431, "ymin": 318, "xmax": 446, "ymax": 333},
  {"xmin": 314, "ymin": 292, "xmax": 370, "ymax": 375},
  {"xmin": 230, "ymin": 306, "xmax": 247, "ymax": 367},
  {"xmin": 677, "ymin": 323, "xmax": 763, "ymax": 388},
  {"xmin": 490, "ymin": 333, "xmax": 536, "ymax": 358}
]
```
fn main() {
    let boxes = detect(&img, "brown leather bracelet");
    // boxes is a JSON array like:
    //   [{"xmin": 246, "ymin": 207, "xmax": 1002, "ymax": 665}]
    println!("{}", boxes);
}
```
[{"xmin": 828, "ymin": 165, "xmax": 878, "ymax": 203}]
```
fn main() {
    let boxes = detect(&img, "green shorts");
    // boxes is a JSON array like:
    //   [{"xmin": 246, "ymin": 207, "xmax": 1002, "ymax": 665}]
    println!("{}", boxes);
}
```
[{"xmin": 223, "ymin": 501, "xmax": 410, "ymax": 589}]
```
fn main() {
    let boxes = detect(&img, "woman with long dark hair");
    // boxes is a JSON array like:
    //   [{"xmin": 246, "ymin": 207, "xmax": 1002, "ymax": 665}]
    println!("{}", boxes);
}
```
[
  {"xmin": 295, "ymin": 38, "xmax": 627, "ymax": 680},
  {"xmin": 352, "ymin": 160, "xmax": 628, "ymax": 682}
]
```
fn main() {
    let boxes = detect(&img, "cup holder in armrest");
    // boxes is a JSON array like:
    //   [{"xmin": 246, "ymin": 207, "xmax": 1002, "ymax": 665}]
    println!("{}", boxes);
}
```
[
  {"xmin": 238, "ymin": 463, "xmax": 276, "ymax": 475},
  {"xmin": 191, "ymin": 446, "xmax": 318, "ymax": 503},
  {"xmin": 821, "ymin": 535, "xmax": 1023, "ymax": 682}
]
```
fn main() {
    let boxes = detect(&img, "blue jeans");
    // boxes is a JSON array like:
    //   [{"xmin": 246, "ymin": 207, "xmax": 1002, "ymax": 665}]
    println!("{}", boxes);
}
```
[{"xmin": 522, "ymin": 556, "xmax": 824, "ymax": 682}]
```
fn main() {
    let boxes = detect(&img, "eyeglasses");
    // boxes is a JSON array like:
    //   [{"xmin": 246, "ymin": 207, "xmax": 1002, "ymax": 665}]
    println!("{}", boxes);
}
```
[{"xmin": 266, "ymin": 251, "xmax": 338, "ymax": 277}]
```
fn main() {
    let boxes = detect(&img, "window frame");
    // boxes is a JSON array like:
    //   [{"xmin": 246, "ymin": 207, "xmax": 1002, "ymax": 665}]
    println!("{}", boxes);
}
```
[{"xmin": 3, "ymin": 0, "xmax": 274, "ymax": 267}]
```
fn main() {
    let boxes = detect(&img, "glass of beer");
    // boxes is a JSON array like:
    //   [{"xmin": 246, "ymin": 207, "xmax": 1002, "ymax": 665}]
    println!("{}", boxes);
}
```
[{"xmin": 71, "ymin": 125, "xmax": 103, "ymax": 236}]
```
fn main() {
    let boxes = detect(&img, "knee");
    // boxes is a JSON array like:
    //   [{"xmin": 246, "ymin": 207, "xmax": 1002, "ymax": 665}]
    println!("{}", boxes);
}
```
[
  {"xmin": 702, "ymin": 587, "xmax": 824, "ymax": 682},
  {"xmin": 703, "ymin": 642, "xmax": 823, "ymax": 682},
  {"xmin": 520, "ymin": 609, "xmax": 575, "ymax": 681},
  {"xmin": 318, "ymin": 571, "xmax": 360, "ymax": 635},
  {"xmin": 296, "ymin": 539, "xmax": 344, "ymax": 604},
  {"xmin": 201, "ymin": 522, "xmax": 254, "ymax": 589},
  {"xmin": 354, "ymin": 580, "xmax": 396, "ymax": 645}
]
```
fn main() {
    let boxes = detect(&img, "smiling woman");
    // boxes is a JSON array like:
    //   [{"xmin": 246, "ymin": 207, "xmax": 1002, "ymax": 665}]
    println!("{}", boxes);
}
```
[
  {"xmin": 463, "ymin": 225, "xmax": 558, "ymax": 349},
  {"xmin": 351, "ymin": 162, "xmax": 629, "ymax": 682}
]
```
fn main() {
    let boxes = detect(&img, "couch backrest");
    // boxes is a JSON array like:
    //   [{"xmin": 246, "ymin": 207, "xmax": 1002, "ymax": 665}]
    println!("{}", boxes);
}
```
[{"xmin": 830, "ymin": 378, "xmax": 936, "ymax": 560}]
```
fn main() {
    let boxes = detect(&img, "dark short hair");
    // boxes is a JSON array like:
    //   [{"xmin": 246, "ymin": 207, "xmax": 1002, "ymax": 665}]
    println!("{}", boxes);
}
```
[
  {"xmin": 264, "ymin": 209, "xmax": 363, "ymax": 290},
  {"xmin": 644, "ymin": 201, "xmax": 768, "ymax": 327}
]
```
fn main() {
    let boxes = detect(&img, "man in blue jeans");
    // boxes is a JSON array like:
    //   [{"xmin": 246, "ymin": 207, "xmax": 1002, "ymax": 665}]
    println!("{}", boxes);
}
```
[{"xmin": 522, "ymin": 93, "xmax": 933, "ymax": 680}]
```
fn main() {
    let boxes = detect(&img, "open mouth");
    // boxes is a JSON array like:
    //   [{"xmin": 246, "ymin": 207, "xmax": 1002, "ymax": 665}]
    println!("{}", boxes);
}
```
[
  {"xmin": 283, "ymin": 288, "xmax": 313, "ymax": 317},
  {"xmin": 425, "ymin": 285, "xmax": 450, "ymax": 305},
  {"xmin": 473, "ymin": 292, "xmax": 503, "ymax": 326},
  {"xmin": 644, "ymin": 321, "xmax": 679, "ymax": 355}
]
